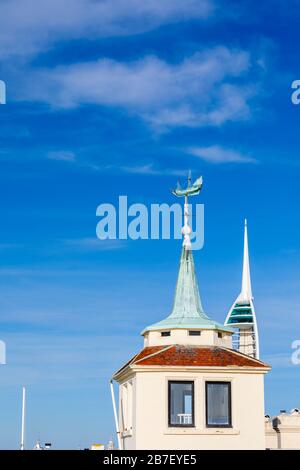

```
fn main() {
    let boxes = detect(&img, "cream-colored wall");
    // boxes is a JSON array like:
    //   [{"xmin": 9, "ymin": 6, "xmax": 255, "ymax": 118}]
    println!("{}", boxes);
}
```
[
  {"xmin": 265, "ymin": 411, "xmax": 300, "ymax": 449},
  {"xmin": 119, "ymin": 368, "xmax": 266, "ymax": 450},
  {"xmin": 119, "ymin": 377, "xmax": 136, "ymax": 450},
  {"xmin": 265, "ymin": 417, "xmax": 278, "ymax": 449},
  {"xmin": 278, "ymin": 429, "xmax": 300, "ymax": 449},
  {"xmin": 143, "ymin": 329, "xmax": 232, "ymax": 348}
]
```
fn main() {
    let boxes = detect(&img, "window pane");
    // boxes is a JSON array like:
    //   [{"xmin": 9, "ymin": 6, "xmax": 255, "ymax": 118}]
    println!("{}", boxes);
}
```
[
  {"xmin": 169, "ymin": 382, "xmax": 194, "ymax": 426},
  {"xmin": 188, "ymin": 331, "xmax": 201, "ymax": 336},
  {"xmin": 206, "ymin": 382, "xmax": 231, "ymax": 426}
]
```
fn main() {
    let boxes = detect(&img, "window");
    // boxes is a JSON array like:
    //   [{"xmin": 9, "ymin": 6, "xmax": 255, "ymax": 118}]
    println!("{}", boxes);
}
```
[
  {"xmin": 121, "ymin": 381, "xmax": 133, "ymax": 431},
  {"xmin": 168, "ymin": 381, "xmax": 194, "ymax": 427},
  {"xmin": 189, "ymin": 330, "xmax": 201, "ymax": 336},
  {"xmin": 161, "ymin": 331, "xmax": 170, "ymax": 337},
  {"xmin": 206, "ymin": 382, "xmax": 231, "ymax": 427},
  {"xmin": 217, "ymin": 332, "xmax": 223, "ymax": 338}
]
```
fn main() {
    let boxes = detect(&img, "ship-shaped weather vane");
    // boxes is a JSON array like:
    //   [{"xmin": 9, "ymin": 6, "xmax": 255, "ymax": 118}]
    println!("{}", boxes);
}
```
[{"xmin": 172, "ymin": 171, "xmax": 203, "ymax": 249}]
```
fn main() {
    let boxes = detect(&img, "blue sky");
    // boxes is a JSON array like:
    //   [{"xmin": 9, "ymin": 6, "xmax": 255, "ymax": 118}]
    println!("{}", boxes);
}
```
[{"xmin": 0, "ymin": 0, "xmax": 300, "ymax": 449}]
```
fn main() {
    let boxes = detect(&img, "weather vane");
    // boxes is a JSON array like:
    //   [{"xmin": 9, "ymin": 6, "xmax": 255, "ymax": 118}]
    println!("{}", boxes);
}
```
[{"xmin": 172, "ymin": 171, "xmax": 203, "ymax": 249}]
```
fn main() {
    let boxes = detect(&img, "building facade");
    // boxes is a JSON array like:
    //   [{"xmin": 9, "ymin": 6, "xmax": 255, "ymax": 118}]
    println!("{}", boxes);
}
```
[
  {"xmin": 265, "ymin": 409, "xmax": 300, "ymax": 449},
  {"xmin": 112, "ymin": 183, "xmax": 270, "ymax": 449},
  {"xmin": 114, "ymin": 342, "xmax": 269, "ymax": 449}
]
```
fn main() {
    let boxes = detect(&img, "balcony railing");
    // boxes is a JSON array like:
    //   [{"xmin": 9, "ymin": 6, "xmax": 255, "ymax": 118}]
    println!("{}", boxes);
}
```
[{"xmin": 177, "ymin": 413, "xmax": 192, "ymax": 425}]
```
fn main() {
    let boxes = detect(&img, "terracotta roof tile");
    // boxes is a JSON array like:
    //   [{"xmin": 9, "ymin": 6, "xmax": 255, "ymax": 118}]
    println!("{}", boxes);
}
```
[{"xmin": 114, "ymin": 345, "xmax": 270, "ymax": 377}]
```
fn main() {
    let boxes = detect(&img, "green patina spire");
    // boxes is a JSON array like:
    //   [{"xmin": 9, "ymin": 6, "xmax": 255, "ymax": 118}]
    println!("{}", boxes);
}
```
[
  {"xmin": 141, "ymin": 245, "xmax": 232, "ymax": 334},
  {"xmin": 141, "ymin": 174, "xmax": 232, "ymax": 335},
  {"xmin": 169, "ymin": 246, "xmax": 207, "ymax": 321}
]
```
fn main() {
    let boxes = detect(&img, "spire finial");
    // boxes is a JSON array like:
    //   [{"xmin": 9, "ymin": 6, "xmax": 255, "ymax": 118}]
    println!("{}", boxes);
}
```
[
  {"xmin": 172, "ymin": 172, "xmax": 203, "ymax": 249},
  {"xmin": 142, "ymin": 174, "xmax": 234, "ymax": 337},
  {"xmin": 239, "ymin": 218, "xmax": 253, "ymax": 301}
]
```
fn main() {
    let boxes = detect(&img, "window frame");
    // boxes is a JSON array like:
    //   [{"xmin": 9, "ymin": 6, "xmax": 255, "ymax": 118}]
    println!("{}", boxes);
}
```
[
  {"xmin": 188, "ymin": 330, "xmax": 201, "ymax": 336},
  {"xmin": 168, "ymin": 380, "xmax": 195, "ymax": 428},
  {"xmin": 121, "ymin": 380, "xmax": 133, "ymax": 432},
  {"xmin": 205, "ymin": 381, "xmax": 232, "ymax": 428},
  {"xmin": 161, "ymin": 331, "xmax": 171, "ymax": 337}
]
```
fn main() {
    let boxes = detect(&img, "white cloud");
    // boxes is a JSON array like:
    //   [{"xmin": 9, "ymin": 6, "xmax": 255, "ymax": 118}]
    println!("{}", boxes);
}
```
[
  {"xmin": 120, "ymin": 164, "xmax": 162, "ymax": 175},
  {"xmin": 186, "ymin": 145, "xmax": 257, "ymax": 163},
  {"xmin": 0, "ymin": 0, "xmax": 214, "ymax": 60},
  {"xmin": 120, "ymin": 164, "xmax": 185, "ymax": 176},
  {"xmin": 45, "ymin": 154, "xmax": 188, "ymax": 176},
  {"xmin": 17, "ymin": 47, "xmax": 256, "ymax": 129},
  {"xmin": 64, "ymin": 238, "xmax": 125, "ymax": 251},
  {"xmin": 47, "ymin": 150, "xmax": 76, "ymax": 162},
  {"xmin": 263, "ymin": 353, "xmax": 294, "ymax": 369}
]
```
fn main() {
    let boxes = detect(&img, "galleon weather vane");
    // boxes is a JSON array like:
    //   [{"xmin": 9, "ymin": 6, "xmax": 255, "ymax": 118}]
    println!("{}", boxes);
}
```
[
  {"xmin": 172, "ymin": 171, "xmax": 203, "ymax": 249},
  {"xmin": 172, "ymin": 171, "xmax": 203, "ymax": 198}
]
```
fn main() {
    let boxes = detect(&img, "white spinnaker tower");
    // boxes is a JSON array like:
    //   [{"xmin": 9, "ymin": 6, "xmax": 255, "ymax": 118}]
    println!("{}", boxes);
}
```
[{"xmin": 224, "ymin": 220, "xmax": 260, "ymax": 359}]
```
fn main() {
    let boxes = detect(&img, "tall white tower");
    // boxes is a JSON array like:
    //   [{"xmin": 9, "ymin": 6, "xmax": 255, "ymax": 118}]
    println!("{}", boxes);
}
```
[{"xmin": 224, "ymin": 220, "xmax": 260, "ymax": 359}]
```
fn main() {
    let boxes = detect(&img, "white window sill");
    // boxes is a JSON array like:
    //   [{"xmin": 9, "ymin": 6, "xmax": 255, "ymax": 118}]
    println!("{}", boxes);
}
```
[{"xmin": 164, "ymin": 427, "xmax": 240, "ymax": 435}]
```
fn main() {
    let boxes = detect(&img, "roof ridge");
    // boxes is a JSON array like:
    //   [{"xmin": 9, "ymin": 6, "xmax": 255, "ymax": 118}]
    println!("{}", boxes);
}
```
[
  {"xmin": 112, "ymin": 350, "xmax": 143, "ymax": 377},
  {"xmin": 220, "ymin": 346, "xmax": 269, "ymax": 366},
  {"xmin": 134, "ymin": 345, "xmax": 173, "ymax": 365},
  {"xmin": 132, "ymin": 345, "xmax": 270, "ymax": 369},
  {"xmin": 114, "ymin": 344, "xmax": 271, "ymax": 378}
]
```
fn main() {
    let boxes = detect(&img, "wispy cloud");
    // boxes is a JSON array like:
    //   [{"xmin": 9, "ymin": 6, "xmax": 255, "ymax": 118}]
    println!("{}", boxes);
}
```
[
  {"xmin": 64, "ymin": 238, "xmax": 125, "ymax": 251},
  {"xmin": 0, "ymin": 333, "xmax": 139, "ymax": 385},
  {"xmin": 0, "ymin": 243, "xmax": 26, "ymax": 250},
  {"xmin": 186, "ymin": 145, "xmax": 257, "ymax": 164},
  {"xmin": 45, "ymin": 156, "xmax": 189, "ymax": 177},
  {"xmin": 47, "ymin": 150, "xmax": 76, "ymax": 162},
  {"xmin": 263, "ymin": 353, "xmax": 295, "ymax": 368},
  {"xmin": 17, "ymin": 48, "xmax": 257, "ymax": 129},
  {"xmin": 120, "ymin": 164, "xmax": 186, "ymax": 176},
  {"xmin": 0, "ymin": 0, "xmax": 214, "ymax": 61},
  {"xmin": 121, "ymin": 164, "xmax": 163, "ymax": 175}
]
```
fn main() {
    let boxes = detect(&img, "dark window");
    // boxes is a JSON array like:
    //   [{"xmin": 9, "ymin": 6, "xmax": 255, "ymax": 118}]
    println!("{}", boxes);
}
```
[
  {"xmin": 206, "ymin": 382, "xmax": 232, "ymax": 427},
  {"xmin": 218, "ymin": 332, "xmax": 222, "ymax": 338},
  {"xmin": 161, "ymin": 331, "xmax": 170, "ymax": 337},
  {"xmin": 168, "ymin": 381, "xmax": 194, "ymax": 427},
  {"xmin": 188, "ymin": 331, "xmax": 201, "ymax": 336}
]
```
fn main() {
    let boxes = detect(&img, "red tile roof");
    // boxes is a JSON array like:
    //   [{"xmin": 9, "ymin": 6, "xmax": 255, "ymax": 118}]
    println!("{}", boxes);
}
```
[{"xmin": 114, "ymin": 345, "xmax": 270, "ymax": 377}]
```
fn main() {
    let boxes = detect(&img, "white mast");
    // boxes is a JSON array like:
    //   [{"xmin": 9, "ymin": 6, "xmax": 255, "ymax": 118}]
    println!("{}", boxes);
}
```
[
  {"xmin": 110, "ymin": 380, "xmax": 122, "ymax": 450},
  {"xmin": 20, "ymin": 387, "xmax": 26, "ymax": 450},
  {"xmin": 225, "ymin": 220, "xmax": 260, "ymax": 359}
]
